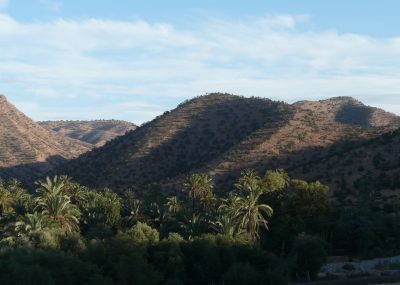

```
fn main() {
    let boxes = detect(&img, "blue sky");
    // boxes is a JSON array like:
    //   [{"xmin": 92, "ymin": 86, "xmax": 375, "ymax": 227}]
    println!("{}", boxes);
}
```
[{"xmin": 1, "ymin": 0, "xmax": 400, "ymax": 124}]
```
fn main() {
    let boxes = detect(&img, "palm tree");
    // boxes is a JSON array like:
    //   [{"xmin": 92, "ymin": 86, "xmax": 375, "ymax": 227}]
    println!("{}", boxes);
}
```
[
  {"xmin": 15, "ymin": 212, "xmax": 51, "ymax": 236},
  {"xmin": 12, "ymin": 188, "xmax": 34, "ymax": 217},
  {"xmin": 36, "ymin": 176, "xmax": 66, "ymax": 197},
  {"xmin": 219, "ymin": 193, "xmax": 242, "ymax": 217},
  {"xmin": 183, "ymin": 173, "xmax": 213, "ymax": 212},
  {"xmin": 234, "ymin": 170, "xmax": 274, "ymax": 241},
  {"xmin": 210, "ymin": 212, "xmax": 240, "ymax": 237},
  {"xmin": 0, "ymin": 187, "xmax": 13, "ymax": 216},
  {"xmin": 123, "ymin": 191, "xmax": 142, "ymax": 226},
  {"xmin": 200, "ymin": 191, "xmax": 218, "ymax": 214},
  {"xmin": 235, "ymin": 169, "xmax": 261, "ymax": 194},
  {"xmin": 165, "ymin": 196, "xmax": 182, "ymax": 214},
  {"xmin": 65, "ymin": 183, "xmax": 89, "ymax": 208},
  {"xmin": 181, "ymin": 213, "xmax": 204, "ymax": 240},
  {"xmin": 38, "ymin": 194, "xmax": 80, "ymax": 233},
  {"xmin": 213, "ymin": 194, "xmax": 242, "ymax": 237},
  {"xmin": 236, "ymin": 187, "xmax": 273, "ymax": 241}
]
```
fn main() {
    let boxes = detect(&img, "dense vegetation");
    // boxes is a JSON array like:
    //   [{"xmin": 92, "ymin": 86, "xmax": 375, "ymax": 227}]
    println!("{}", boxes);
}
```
[{"xmin": 1, "ymin": 169, "xmax": 400, "ymax": 284}]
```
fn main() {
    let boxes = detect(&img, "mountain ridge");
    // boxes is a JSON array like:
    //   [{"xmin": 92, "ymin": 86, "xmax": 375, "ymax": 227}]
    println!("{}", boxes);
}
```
[
  {"xmin": 0, "ymin": 95, "xmax": 93, "ymax": 183},
  {"xmin": 38, "ymin": 119, "xmax": 137, "ymax": 146},
  {"xmin": 58, "ymin": 93, "xmax": 400, "ymax": 196}
]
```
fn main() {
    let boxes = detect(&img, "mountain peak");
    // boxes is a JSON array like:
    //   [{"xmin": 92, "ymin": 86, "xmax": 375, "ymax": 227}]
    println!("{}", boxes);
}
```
[
  {"xmin": 0, "ymin": 96, "xmax": 92, "ymax": 184},
  {"xmin": 39, "ymin": 120, "xmax": 137, "ymax": 147},
  {"xmin": 321, "ymin": 96, "xmax": 362, "ymax": 105}
]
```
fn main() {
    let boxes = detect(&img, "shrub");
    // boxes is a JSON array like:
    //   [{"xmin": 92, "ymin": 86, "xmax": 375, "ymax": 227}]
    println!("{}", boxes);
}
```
[{"xmin": 129, "ymin": 222, "xmax": 160, "ymax": 245}]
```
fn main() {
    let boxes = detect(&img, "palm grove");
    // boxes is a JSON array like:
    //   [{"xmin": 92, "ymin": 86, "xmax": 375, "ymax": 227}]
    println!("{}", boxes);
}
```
[{"xmin": 0, "ymin": 168, "xmax": 399, "ymax": 285}]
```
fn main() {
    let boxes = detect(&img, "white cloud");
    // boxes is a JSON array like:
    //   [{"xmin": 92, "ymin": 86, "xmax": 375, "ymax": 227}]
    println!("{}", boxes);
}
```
[{"xmin": 0, "ymin": 14, "xmax": 400, "ymax": 123}]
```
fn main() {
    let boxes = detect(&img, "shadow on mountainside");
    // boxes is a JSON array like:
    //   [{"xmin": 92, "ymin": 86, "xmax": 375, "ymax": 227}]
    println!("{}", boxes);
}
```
[
  {"xmin": 60, "ymin": 95, "xmax": 294, "ymax": 190},
  {"xmin": 335, "ymin": 103, "xmax": 373, "ymax": 126},
  {"xmin": 0, "ymin": 155, "xmax": 67, "ymax": 189},
  {"xmin": 209, "ymin": 128, "xmax": 400, "ymax": 197}
]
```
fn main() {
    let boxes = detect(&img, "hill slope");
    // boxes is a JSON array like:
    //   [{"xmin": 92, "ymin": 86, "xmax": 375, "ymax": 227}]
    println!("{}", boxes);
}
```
[
  {"xmin": 289, "ymin": 128, "xmax": 400, "ymax": 204},
  {"xmin": 60, "ymin": 94, "xmax": 400, "ymax": 193},
  {"xmin": 61, "ymin": 93, "xmax": 293, "ymax": 189},
  {"xmin": 39, "ymin": 120, "xmax": 137, "ymax": 146},
  {"xmin": 0, "ymin": 95, "xmax": 92, "ymax": 183},
  {"xmin": 198, "ymin": 96, "xmax": 400, "ymax": 188}
]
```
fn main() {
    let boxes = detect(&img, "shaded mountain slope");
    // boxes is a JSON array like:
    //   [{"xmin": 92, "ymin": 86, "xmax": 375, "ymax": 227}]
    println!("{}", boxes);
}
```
[
  {"xmin": 61, "ymin": 93, "xmax": 293, "ymax": 189},
  {"xmin": 289, "ymin": 128, "xmax": 400, "ymax": 203},
  {"xmin": 193, "ymin": 97, "xmax": 400, "ymax": 189},
  {"xmin": 0, "ymin": 95, "xmax": 92, "ymax": 183},
  {"xmin": 60, "ymin": 94, "xmax": 400, "ymax": 194},
  {"xmin": 39, "ymin": 120, "xmax": 137, "ymax": 146}
]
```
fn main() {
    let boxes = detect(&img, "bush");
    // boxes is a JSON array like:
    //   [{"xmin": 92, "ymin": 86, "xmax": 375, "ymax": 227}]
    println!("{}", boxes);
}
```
[{"xmin": 129, "ymin": 222, "xmax": 160, "ymax": 245}]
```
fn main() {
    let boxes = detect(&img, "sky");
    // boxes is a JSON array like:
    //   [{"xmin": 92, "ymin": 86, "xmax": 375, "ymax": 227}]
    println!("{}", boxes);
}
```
[{"xmin": 1, "ymin": 0, "xmax": 400, "ymax": 124}]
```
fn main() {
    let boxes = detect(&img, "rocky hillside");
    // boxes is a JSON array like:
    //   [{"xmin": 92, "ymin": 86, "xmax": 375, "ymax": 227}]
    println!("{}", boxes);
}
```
[
  {"xmin": 198, "ymin": 96, "xmax": 400, "ymax": 189},
  {"xmin": 0, "ymin": 95, "xmax": 92, "ymax": 183},
  {"xmin": 39, "ymin": 120, "xmax": 136, "ymax": 146},
  {"xmin": 60, "ymin": 93, "xmax": 292, "ymax": 189},
  {"xmin": 59, "ymin": 93, "xmax": 400, "ymax": 194},
  {"xmin": 290, "ymin": 128, "xmax": 400, "ymax": 204}
]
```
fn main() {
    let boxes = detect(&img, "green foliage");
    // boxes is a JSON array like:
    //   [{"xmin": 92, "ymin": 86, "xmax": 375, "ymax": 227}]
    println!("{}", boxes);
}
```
[
  {"xmin": 165, "ymin": 196, "xmax": 182, "ymax": 214},
  {"xmin": 264, "ymin": 169, "xmax": 289, "ymax": 192},
  {"xmin": 234, "ymin": 170, "xmax": 274, "ymax": 241},
  {"xmin": 183, "ymin": 173, "xmax": 214, "ymax": 214},
  {"xmin": 3, "ymin": 169, "xmax": 400, "ymax": 284},
  {"xmin": 128, "ymin": 222, "xmax": 160, "ymax": 245}
]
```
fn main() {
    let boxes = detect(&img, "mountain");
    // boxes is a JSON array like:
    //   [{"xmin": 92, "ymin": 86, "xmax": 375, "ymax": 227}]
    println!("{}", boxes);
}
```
[
  {"xmin": 198, "ymin": 96, "xmax": 400, "ymax": 189},
  {"xmin": 0, "ymin": 95, "xmax": 92, "ymax": 183},
  {"xmin": 60, "ymin": 93, "xmax": 292, "ymax": 189},
  {"xmin": 290, "ymin": 128, "xmax": 400, "ymax": 204},
  {"xmin": 39, "ymin": 120, "xmax": 137, "ymax": 147},
  {"xmin": 59, "ymin": 93, "xmax": 400, "ymax": 195}
]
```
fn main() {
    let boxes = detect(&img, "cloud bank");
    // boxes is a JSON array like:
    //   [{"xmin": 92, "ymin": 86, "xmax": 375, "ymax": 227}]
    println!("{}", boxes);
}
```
[{"xmin": 0, "ymin": 14, "xmax": 400, "ymax": 123}]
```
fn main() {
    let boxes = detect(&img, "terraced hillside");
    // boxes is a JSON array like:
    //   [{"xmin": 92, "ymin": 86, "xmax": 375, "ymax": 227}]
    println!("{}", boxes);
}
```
[
  {"xmin": 0, "ymin": 95, "xmax": 92, "ymax": 183},
  {"xmin": 60, "ymin": 94, "xmax": 400, "ymax": 194},
  {"xmin": 39, "ymin": 120, "xmax": 136, "ymax": 146}
]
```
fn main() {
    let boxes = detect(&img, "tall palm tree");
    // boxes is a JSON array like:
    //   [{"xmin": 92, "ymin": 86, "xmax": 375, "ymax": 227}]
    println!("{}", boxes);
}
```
[
  {"xmin": 36, "ymin": 176, "xmax": 66, "ymax": 197},
  {"xmin": 219, "ymin": 193, "xmax": 242, "ymax": 217},
  {"xmin": 15, "ymin": 212, "xmax": 51, "ymax": 236},
  {"xmin": 12, "ymin": 188, "xmax": 34, "ymax": 217},
  {"xmin": 123, "ymin": 190, "xmax": 142, "ymax": 225},
  {"xmin": 181, "ymin": 213, "xmax": 204, "ymax": 240},
  {"xmin": 234, "ymin": 170, "xmax": 274, "ymax": 241},
  {"xmin": 37, "ymin": 193, "xmax": 80, "ymax": 233},
  {"xmin": 235, "ymin": 169, "xmax": 262, "ymax": 194},
  {"xmin": 183, "ymin": 173, "xmax": 213, "ymax": 212},
  {"xmin": 165, "ymin": 196, "xmax": 182, "ymax": 214},
  {"xmin": 210, "ymin": 212, "xmax": 240, "ymax": 237},
  {"xmin": 200, "ymin": 191, "xmax": 218, "ymax": 214},
  {"xmin": 236, "ymin": 187, "xmax": 273, "ymax": 241},
  {"xmin": 64, "ymin": 183, "xmax": 88, "ymax": 206},
  {"xmin": 0, "ymin": 187, "xmax": 13, "ymax": 216},
  {"xmin": 213, "ymin": 194, "xmax": 242, "ymax": 237}
]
